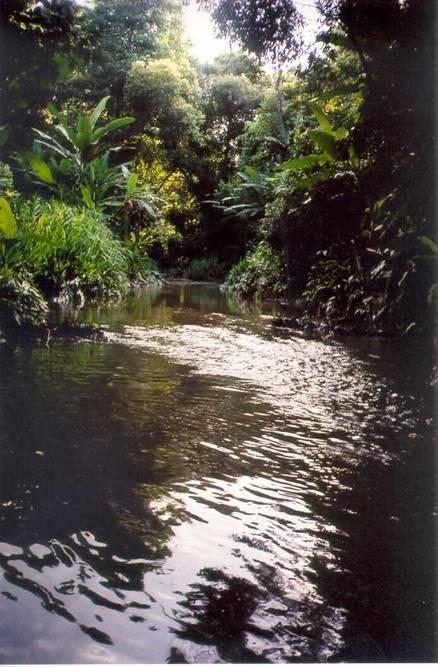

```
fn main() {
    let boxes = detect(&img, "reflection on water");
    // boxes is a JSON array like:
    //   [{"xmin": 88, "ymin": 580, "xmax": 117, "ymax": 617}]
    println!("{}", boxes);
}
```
[{"xmin": 0, "ymin": 282, "xmax": 436, "ymax": 663}]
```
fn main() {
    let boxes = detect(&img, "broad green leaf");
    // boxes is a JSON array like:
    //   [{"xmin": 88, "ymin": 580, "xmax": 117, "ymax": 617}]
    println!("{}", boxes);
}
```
[
  {"xmin": 76, "ymin": 115, "xmax": 93, "ymax": 149},
  {"xmin": 309, "ymin": 101, "xmax": 333, "ymax": 133},
  {"xmin": 26, "ymin": 154, "xmax": 55, "ymax": 184},
  {"xmin": 279, "ymin": 154, "xmax": 328, "ymax": 171},
  {"xmin": 126, "ymin": 172, "xmax": 138, "ymax": 197},
  {"xmin": 293, "ymin": 168, "xmax": 335, "ymax": 190},
  {"xmin": 418, "ymin": 235, "xmax": 438, "ymax": 255},
  {"xmin": 92, "ymin": 117, "xmax": 135, "ymax": 141},
  {"xmin": 80, "ymin": 184, "xmax": 95, "ymax": 208},
  {"xmin": 90, "ymin": 96, "xmax": 110, "ymax": 129},
  {"xmin": 34, "ymin": 128, "xmax": 73, "ymax": 159},
  {"xmin": 0, "ymin": 197, "xmax": 17, "ymax": 238},
  {"xmin": 243, "ymin": 165, "xmax": 260, "ymax": 182},
  {"xmin": 309, "ymin": 130, "xmax": 338, "ymax": 160},
  {"xmin": 54, "ymin": 123, "xmax": 76, "ymax": 146},
  {"xmin": 34, "ymin": 140, "xmax": 73, "ymax": 162},
  {"xmin": 333, "ymin": 126, "xmax": 348, "ymax": 140},
  {"xmin": 317, "ymin": 84, "xmax": 360, "ymax": 101}
]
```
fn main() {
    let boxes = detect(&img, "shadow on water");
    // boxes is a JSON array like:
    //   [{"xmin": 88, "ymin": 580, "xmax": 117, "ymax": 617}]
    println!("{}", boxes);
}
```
[{"xmin": 0, "ymin": 282, "xmax": 436, "ymax": 662}]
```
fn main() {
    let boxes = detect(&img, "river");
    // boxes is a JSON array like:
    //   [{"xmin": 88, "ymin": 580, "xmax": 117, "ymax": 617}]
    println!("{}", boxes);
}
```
[{"xmin": 0, "ymin": 282, "xmax": 436, "ymax": 663}]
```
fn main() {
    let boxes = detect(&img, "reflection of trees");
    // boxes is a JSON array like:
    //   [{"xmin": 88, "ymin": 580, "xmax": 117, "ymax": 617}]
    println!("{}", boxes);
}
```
[
  {"xmin": 172, "ymin": 562, "xmax": 345, "ymax": 663},
  {"xmin": 0, "ymin": 339, "xmax": 192, "ymax": 653},
  {"xmin": 80, "ymin": 282, "xmax": 287, "ymax": 327},
  {"xmin": 175, "ymin": 568, "xmax": 262, "ymax": 663}
]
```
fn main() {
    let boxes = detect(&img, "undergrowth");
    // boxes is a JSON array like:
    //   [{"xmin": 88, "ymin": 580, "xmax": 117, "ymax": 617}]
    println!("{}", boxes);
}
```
[
  {"xmin": 0, "ymin": 197, "xmax": 161, "ymax": 328},
  {"xmin": 224, "ymin": 241, "xmax": 286, "ymax": 298}
]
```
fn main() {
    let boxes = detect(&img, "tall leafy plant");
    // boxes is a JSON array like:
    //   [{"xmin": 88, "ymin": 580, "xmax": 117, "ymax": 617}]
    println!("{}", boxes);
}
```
[
  {"xmin": 23, "ymin": 96, "xmax": 136, "ymax": 210},
  {"xmin": 276, "ymin": 91, "xmax": 363, "ymax": 189}
]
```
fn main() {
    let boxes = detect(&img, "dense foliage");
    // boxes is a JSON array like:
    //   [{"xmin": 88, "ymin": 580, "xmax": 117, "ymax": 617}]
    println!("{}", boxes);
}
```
[
  {"xmin": 0, "ymin": 0, "xmax": 435, "ymax": 338},
  {"xmin": 205, "ymin": 0, "xmax": 436, "ymax": 336}
]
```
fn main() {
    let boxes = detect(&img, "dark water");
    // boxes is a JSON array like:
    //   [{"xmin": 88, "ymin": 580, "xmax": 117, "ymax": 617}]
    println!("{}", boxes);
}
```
[{"xmin": 0, "ymin": 282, "xmax": 436, "ymax": 663}]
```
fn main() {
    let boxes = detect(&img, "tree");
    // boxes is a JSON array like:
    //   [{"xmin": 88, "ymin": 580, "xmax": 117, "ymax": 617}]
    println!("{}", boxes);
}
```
[
  {"xmin": 202, "ymin": 52, "xmax": 263, "ymax": 83},
  {"xmin": 57, "ymin": 0, "xmax": 181, "ymax": 114},
  {"xmin": 198, "ymin": 0, "xmax": 304, "ymax": 67},
  {"xmin": 205, "ymin": 73, "xmax": 262, "ymax": 174},
  {"xmin": 125, "ymin": 56, "xmax": 204, "ymax": 167},
  {"xmin": 0, "ymin": 0, "xmax": 83, "ymax": 153}
]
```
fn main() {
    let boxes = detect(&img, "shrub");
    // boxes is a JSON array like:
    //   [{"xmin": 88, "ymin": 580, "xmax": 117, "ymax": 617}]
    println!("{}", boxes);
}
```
[
  {"xmin": 224, "ymin": 241, "xmax": 286, "ymax": 298},
  {"xmin": 185, "ymin": 257, "xmax": 226, "ymax": 281},
  {"xmin": 8, "ymin": 198, "xmax": 132, "ymax": 298},
  {"xmin": 123, "ymin": 234, "xmax": 163, "ymax": 285}
]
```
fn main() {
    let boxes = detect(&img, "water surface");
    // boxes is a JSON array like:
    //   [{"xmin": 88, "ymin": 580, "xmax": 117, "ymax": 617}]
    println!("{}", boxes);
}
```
[{"xmin": 0, "ymin": 282, "xmax": 436, "ymax": 663}]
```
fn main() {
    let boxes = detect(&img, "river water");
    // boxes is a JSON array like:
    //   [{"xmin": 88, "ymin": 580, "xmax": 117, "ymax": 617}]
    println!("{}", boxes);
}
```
[{"xmin": 0, "ymin": 282, "xmax": 436, "ymax": 663}]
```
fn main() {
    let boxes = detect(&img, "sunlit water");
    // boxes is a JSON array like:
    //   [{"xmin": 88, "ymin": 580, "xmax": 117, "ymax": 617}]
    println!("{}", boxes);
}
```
[{"xmin": 0, "ymin": 282, "xmax": 436, "ymax": 663}]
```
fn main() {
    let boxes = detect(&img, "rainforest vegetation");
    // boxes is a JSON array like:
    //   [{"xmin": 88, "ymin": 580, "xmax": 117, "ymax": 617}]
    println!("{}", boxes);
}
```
[{"xmin": 0, "ymin": 0, "xmax": 436, "ymax": 336}]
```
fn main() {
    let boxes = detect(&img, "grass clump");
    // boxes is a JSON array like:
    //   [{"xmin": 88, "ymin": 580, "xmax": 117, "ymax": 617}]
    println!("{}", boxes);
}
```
[
  {"xmin": 0, "ymin": 197, "xmax": 163, "ymax": 330},
  {"xmin": 7, "ymin": 198, "xmax": 131, "ymax": 299},
  {"xmin": 224, "ymin": 241, "xmax": 286, "ymax": 298}
]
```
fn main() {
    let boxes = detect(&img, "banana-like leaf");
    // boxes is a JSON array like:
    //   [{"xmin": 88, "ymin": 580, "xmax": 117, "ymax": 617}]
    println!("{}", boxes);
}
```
[
  {"xmin": 309, "ymin": 101, "xmax": 333, "ymax": 133},
  {"xmin": 317, "ymin": 84, "xmax": 360, "ymax": 101},
  {"xmin": 309, "ymin": 130, "xmax": 338, "ymax": 160},
  {"xmin": 54, "ymin": 123, "xmax": 76, "ymax": 146},
  {"xmin": 92, "ymin": 117, "xmax": 135, "ymax": 141},
  {"xmin": 0, "ymin": 197, "xmax": 17, "ymax": 238},
  {"xmin": 279, "ymin": 154, "xmax": 328, "ymax": 171},
  {"xmin": 292, "ymin": 167, "xmax": 335, "ymax": 191},
  {"xmin": 418, "ymin": 235, "xmax": 438, "ymax": 255},
  {"xmin": 126, "ymin": 172, "xmax": 138, "ymax": 197},
  {"xmin": 34, "ymin": 128, "xmax": 73, "ymax": 159},
  {"xmin": 76, "ymin": 115, "xmax": 93, "ymax": 150},
  {"xmin": 80, "ymin": 184, "xmax": 95, "ymax": 208},
  {"xmin": 90, "ymin": 96, "xmax": 110, "ymax": 129},
  {"xmin": 26, "ymin": 154, "xmax": 55, "ymax": 184},
  {"xmin": 333, "ymin": 126, "xmax": 348, "ymax": 140}
]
